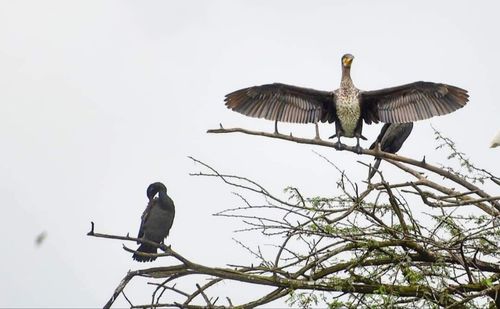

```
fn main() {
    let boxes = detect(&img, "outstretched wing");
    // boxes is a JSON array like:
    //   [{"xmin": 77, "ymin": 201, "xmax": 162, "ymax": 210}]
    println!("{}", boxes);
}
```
[
  {"xmin": 225, "ymin": 83, "xmax": 336, "ymax": 123},
  {"xmin": 361, "ymin": 81, "xmax": 468, "ymax": 124}
]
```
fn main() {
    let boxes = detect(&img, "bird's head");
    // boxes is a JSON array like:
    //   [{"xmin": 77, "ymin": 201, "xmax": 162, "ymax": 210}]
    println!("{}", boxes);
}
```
[
  {"xmin": 146, "ymin": 182, "xmax": 167, "ymax": 200},
  {"xmin": 342, "ymin": 54, "xmax": 354, "ymax": 68}
]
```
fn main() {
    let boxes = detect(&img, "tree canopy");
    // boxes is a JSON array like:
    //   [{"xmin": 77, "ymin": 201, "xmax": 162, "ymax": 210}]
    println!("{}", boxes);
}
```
[{"xmin": 90, "ymin": 126, "xmax": 500, "ymax": 309}]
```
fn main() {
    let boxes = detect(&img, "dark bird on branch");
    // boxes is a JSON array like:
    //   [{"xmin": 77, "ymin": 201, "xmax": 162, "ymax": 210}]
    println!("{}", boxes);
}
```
[
  {"xmin": 225, "ymin": 54, "xmax": 468, "ymax": 153},
  {"xmin": 368, "ymin": 123, "xmax": 413, "ymax": 180},
  {"xmin": 133, "ymin": 182, "xmax": 175, "ymax": 262}
]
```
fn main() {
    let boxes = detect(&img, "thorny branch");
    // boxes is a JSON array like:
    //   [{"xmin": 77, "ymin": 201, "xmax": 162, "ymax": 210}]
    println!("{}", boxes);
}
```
[
  {"xmin": 207, "ymin": 126, "xmax": 500, "ymax": 213},
  {"xmin": 92, "ymin": 126, "xmax": 500, "ymax": 308}
]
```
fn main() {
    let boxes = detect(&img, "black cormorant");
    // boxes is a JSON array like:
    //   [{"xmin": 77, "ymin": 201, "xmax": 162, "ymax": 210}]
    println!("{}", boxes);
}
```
[
  {"xmin": 368, "ymin": 123, "xmax": 413, "ymax": 179},
  {"xmin": 225, "ymin": 54, "xmax": 468, "ymax": 152},
  {"xmin": 132, "ymin": 182, "xmax": 175, "ymax": 262}
]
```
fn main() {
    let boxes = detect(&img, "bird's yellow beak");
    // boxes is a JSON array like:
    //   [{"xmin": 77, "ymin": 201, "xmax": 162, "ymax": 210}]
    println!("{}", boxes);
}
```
[{"xmin": 342, "ymin": 55, "xmax": 353, "ymax": 67}]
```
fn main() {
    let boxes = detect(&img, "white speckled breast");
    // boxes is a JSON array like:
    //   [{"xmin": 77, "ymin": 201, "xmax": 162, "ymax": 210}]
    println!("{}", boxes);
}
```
[{"xmin": 335, "ymin": 88, "xmax": 361, "ymax": 137}]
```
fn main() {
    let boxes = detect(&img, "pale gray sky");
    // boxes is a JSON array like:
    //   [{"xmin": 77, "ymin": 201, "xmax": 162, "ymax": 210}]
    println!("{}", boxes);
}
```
[{"xmin": 0, "ymin": 0, "xmax": 499, "ymax": 307}]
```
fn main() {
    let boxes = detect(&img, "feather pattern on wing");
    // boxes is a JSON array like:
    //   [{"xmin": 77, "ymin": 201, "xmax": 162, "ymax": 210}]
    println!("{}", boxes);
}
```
[
  {"xmin": 361, "ymin": 81, "xmax": 468, "ymax": 124},
  {"xmin": 225, "ymin": 83, "xmax": 336, "ymax": 124},
  {"xmin": 137, "ymin": 199, "xmax": 155, "ymax": 242}
]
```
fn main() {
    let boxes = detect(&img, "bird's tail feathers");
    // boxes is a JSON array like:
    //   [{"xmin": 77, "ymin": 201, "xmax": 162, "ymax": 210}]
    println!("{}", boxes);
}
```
[
  {"xmin": 368, "ymin": 158, "xmax": 382, "ymax": 180},
  {"xmin": 132, "ymin": 244, "xmax": 158, "ymax": 262}
]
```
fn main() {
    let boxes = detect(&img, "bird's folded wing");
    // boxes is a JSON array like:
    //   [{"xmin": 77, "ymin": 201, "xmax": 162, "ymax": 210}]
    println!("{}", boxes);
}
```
[
  {"xmin": 225, "ymin": 83, "xmax": 336, "ymax": 123},
  {"xmin": 137, "ymin": 200, "xmax": 155, "ymax": 242},
  {"xmin": 369, "ymin": 123, "xmax": 391, "ymax": 149},
  {"xmin": 361, "ymin": 81, "xmax": 468, "ymax": 123}
]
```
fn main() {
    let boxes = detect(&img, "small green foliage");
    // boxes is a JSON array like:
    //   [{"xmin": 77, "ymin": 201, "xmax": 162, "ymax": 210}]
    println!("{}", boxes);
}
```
[
  {"xmin": 433, "ymin": 127, "xmax": 494, "ymax": 184},
  {"xmin": 286, "ymin": 291, "xmax": 319, "ymax": 309},
  {"xmin": 480, "ymin": 277, "xmax": 493, "ymax": 287},
  {"xmin": 374, "ymin": 285, "xmax": 387, "ymax": 295},
  {"xmin": 404, "ymin": 268, "xmax": 424, "ymax": 284},
  {"xmin": 472, "ymin": 215, "xmax": 488, "ymax": 225},
  {"xmin": 328, "ymin": 300, "xmax": 345, "ymax": 309}
]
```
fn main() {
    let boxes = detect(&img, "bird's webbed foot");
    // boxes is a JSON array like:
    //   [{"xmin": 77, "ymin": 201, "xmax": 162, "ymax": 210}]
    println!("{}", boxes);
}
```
[
  {"xmin": 160, "ymin": 240, "xmax": 172, "ymax": 249},
  {"xmin": 334, "ymin": 141, "xmax": 346, "ymax": 151},
  {"xmin": 333, "ymin": 135, "xmax": 345, "ymax": 150},
  {"xmin": 333, "ymin": 142, "xmax": 343, "ymax": 150},
  {"xmin": 354, "ymin": 145, "xmax": 363, "ymax": 154}
]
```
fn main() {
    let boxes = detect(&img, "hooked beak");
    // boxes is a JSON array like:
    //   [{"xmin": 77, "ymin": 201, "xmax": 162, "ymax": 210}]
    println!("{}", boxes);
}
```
[{"xmin": 342, "ymin": 55, "xmax": 353, "ymax": 67}]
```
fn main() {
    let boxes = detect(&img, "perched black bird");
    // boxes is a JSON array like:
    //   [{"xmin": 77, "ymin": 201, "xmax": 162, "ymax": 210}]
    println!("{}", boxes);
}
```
[
  {"xmin": 133, "ymin": 182, "xmax": 175, "ymax": 262},
  {"xmin": 225, "ymin": 54, "xmax": 468, "ymax": 152},
  {"xmin": 368, "ymin": 123, "xmax": 414, "ymax": 180}
]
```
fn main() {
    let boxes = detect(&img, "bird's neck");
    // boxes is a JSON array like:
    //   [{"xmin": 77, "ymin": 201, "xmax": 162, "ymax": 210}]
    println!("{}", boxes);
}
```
[
  {"xmin": 158, "ymin": 191, "xmax": 174, "ymax": 210},
  {"xmin": 340, "ymin": 66, "xmax": 354, "ymax": 88}
]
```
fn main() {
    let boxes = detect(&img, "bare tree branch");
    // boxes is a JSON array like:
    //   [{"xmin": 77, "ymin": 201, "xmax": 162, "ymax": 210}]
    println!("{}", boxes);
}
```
[{"xmin": 91, "ymin": 126, "xmax": 500, "ymax": 308}]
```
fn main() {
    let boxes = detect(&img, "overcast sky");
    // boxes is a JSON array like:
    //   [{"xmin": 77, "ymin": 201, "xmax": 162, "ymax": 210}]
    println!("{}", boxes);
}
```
[{"xmin": 1, "ymin": 0, "xmax": 499, "ymax": 307}]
